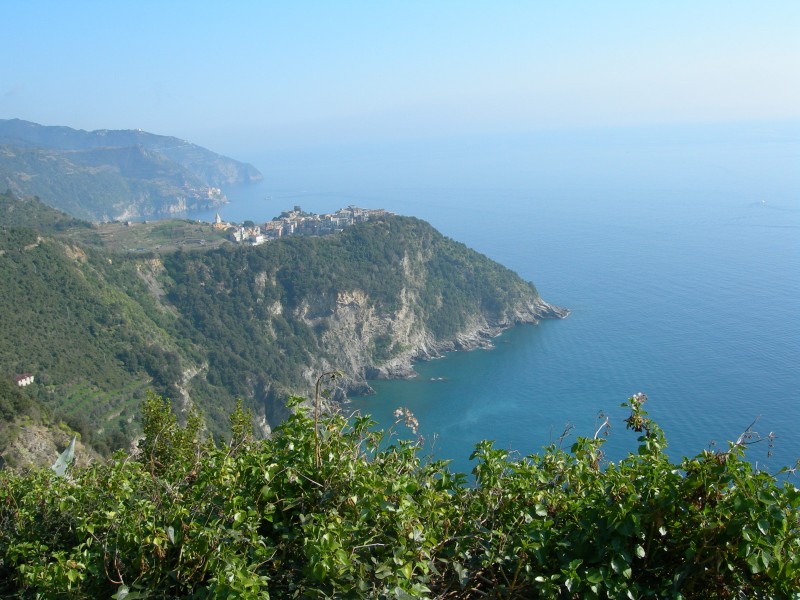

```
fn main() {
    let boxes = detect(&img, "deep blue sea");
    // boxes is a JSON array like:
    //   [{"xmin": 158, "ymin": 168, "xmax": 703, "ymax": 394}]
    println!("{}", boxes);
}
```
[{"xmin": 187, "ymin": 121, "xmax": 800, "ymax": 474}]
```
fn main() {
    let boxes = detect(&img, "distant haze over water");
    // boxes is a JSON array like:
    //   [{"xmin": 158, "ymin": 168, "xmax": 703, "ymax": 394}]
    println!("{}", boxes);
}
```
[{"xmin": 187, "ymin": 121, "xmax": 799, "ymax": 473}]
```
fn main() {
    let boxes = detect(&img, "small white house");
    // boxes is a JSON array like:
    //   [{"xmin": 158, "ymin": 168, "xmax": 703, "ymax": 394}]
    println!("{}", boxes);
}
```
[{"xmin": 14, "ymin": 373, "xmax": 34, "ymax": 387}]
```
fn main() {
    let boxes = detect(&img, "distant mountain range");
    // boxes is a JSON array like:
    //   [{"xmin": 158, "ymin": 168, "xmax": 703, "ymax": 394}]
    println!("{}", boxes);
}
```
[{"xmin": 0, "ymin": 119, "xmax": 262, "ymax": 221}]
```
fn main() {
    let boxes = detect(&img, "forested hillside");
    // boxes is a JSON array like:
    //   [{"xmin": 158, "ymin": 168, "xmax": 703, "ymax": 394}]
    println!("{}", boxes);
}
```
[
  {"xmin": 0, "ymin": 190, "xmax": 89, "ymax": 232},
  {"xmin": 0, "ymin": 193, "xmax": 565, "ymax": 461},
  {"xmin": 0, "ymin": 119, "xmax": 262, "ymax": 187},
  {"xmin": 0, "ymin": 220, "xmax": 187, "ymax": 453},
  {"xmin": 0, "ymin": 119, "xmax": 262, "ymax": 220},
  {"xmin": 163, "ymin": 215, "xmax": 564, "ymax": 422}
]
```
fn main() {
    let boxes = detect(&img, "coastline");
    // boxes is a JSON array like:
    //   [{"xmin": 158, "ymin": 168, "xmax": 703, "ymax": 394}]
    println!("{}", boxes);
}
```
[{"xmin": 349, "ymin": 298, "xmax": 569, "ymax": 393}]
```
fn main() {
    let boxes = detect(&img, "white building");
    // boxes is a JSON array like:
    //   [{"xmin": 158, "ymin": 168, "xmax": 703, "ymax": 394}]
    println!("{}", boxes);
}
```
[{"xmin": 14, "ymin": 373, "xmax": 34, "ymax": 387}]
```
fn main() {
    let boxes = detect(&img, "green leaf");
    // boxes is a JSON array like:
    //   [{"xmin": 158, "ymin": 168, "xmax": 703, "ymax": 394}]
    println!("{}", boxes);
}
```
[
  {"xmin": 375, "ymin": 564, "xmax": 392, "ymax": 580},
  {"xmin": 586, "ymin": 568, "xmax": 604, "ymax": 584},
  {"xmin": 747, "ymin": 552, "xmax": 762, "ymax": 574},
  {"xmin": 612, "ymin": 555, "xmax": 630, "ymax": 578},
  {"xmin": 757, "ymin": 518, "xmax": 769, "ymax": 536},
  {"xmin": 622, "ymin": 565, "xmax": 632, "ymax": 579}
]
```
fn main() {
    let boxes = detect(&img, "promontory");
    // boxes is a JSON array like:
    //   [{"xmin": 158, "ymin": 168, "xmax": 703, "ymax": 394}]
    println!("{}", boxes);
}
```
[{"xmin": 0, "ymin": 191, "xmax": 566, "ymax": 460}]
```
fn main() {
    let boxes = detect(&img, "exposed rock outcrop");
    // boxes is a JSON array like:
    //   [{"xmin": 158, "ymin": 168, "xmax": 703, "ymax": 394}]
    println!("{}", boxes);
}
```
[
  {"xmin": 301, "ymin": 284, "xmax": 567, "ymax": 397},
  {"xmin": 1, "ymin": 423, "xmax": 99, "ymax": 471},
  {"xmin": 159, "ymin": 216, "xmax": 569, "ymax": 430}
]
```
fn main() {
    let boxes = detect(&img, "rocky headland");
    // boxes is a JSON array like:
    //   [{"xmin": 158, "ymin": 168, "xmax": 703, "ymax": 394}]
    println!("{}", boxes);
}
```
[
  {"xmin": 0, "ymin": 119, "xmax": 262, "ymax": 221},
  {"xmin": 1, "ymin": 194, "xmax": 567, "ymax": 460}
]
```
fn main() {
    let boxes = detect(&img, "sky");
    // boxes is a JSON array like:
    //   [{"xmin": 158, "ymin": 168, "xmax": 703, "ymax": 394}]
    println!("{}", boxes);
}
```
[{"xmin": 2, "ymin": 1, "xmax": 799, "ymax": 154}]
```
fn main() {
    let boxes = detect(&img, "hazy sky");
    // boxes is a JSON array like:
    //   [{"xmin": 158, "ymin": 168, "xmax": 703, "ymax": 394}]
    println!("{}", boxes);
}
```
[{"xmin": 2, "ymin": 1, "xmax": 798, "ymax": 153}]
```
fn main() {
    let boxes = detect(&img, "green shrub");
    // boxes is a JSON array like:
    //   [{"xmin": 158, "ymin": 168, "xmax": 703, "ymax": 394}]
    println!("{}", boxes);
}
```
[{"xmin": 0, "ymin": 393, "xmax": 797, "ymax": 598}]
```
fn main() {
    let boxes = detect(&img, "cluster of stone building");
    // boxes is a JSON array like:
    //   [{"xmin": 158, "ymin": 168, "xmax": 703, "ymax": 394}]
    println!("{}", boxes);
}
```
[{"xmin": 213, "ymin": 205, "xmax": 390, "ymax": 246}]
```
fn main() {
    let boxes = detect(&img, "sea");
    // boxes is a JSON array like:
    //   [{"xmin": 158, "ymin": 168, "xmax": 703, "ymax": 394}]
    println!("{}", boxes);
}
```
[{"xmin": 184, "ymin": 121, "xmax": 800, "ymax": 474}]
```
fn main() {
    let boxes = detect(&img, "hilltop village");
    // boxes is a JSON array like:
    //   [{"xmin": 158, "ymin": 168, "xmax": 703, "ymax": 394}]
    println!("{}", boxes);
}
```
[{"xmin": 214, "ymin": 205, "xmax": 391, "ymax": 245}]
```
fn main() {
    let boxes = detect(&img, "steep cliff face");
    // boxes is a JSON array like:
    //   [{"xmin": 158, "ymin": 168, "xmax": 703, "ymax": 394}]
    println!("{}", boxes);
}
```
[
  {"xmin": 0, "ymin": 198, "xmax": 566, "ymax": 457},
  {"xmin": 161, "ymin": 216, "xmax": 568, "ymax": 427},
  {"xmin": 303, "ymin": 276, "xmax": 566, "ymax": 391}
]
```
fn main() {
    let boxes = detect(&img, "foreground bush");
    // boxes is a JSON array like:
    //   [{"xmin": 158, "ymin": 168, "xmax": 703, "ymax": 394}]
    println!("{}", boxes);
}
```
[{"xmin": 1, "ymin": 393, "xmax": 798, "ymax": 598}]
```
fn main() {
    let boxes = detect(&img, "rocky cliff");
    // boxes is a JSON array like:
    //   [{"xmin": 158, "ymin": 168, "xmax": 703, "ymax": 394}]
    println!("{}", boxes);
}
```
[
  {"xmin": 304, "ymin": 278, "xmax": 566, "ymax": 389},
  {"xmin": 0, "ymin": 423, "xmax": 99, "ymax": 471},
  {"xmin": 161, "ymin": 215, "xmax": 568, "ymax": 426},
  {"xmin": 0, "ymin": 197, "xmax": 567, "ymax": 457}
]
